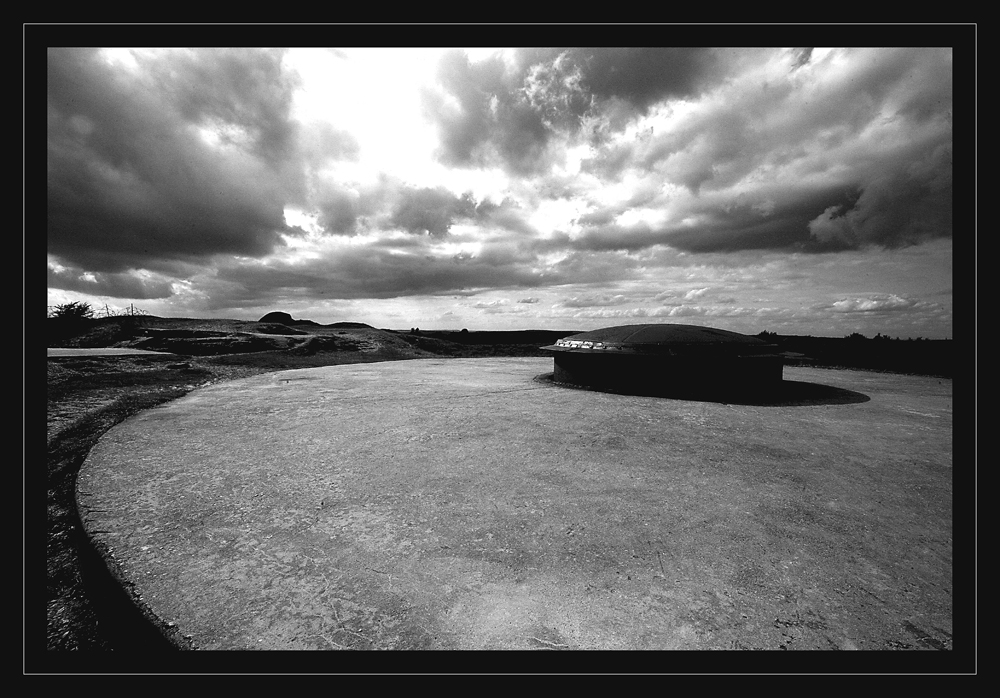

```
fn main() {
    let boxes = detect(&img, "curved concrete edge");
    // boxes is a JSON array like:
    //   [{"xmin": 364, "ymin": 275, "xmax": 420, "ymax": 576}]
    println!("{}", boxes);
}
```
[{"xmin": 48, "ymin": 347, "xmax": 178, "ymax": 357}]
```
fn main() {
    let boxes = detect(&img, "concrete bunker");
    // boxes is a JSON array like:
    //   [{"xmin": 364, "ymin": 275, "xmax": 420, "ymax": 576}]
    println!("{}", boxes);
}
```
[{"xmin": 542, "ymin": 323, "xmax": 784, "ymax": 398}]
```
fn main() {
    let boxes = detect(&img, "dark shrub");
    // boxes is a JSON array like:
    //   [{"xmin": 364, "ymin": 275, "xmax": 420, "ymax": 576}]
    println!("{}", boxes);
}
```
[{"xmin": 48, "ymin": 302, "xmax": 95, "ymax": 345}]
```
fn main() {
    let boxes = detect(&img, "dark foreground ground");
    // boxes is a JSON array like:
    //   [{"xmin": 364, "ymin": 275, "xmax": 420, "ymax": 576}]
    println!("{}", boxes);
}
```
[{"xmin": 34, "ymin": 316, "xmax": 969, "ymax": 672}]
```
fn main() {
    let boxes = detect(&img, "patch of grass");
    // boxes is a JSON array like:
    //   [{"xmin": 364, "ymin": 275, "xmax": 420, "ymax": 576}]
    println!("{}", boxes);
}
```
[{"xmin": 48, "ymin": 367, "xmax": 212, "ymax": 402}]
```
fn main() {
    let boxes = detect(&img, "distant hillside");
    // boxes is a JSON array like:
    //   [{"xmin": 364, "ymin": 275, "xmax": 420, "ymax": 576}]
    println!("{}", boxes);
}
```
[
  {"xmin": 404, "ymin": 329, "xmax": 580, "ymax": 346},
  {"xmin": 386, "ymin": 329, "xmax": 580, "ymax": 358},
  {"xmin": 47, "ymin": 315, "xmax": 418, "ymax": 358},
  {"xmin": 45, "ymin": 316, "xmax": 955, "ymax": 377}
]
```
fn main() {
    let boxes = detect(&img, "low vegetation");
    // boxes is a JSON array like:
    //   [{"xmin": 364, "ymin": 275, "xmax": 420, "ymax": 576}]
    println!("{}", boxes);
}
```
[{"xmin": 757, "ymin": 331, "xmax": 953, "ymax": 378}]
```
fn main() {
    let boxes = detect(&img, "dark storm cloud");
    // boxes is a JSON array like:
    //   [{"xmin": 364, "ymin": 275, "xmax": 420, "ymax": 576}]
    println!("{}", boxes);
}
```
[
  {"xmin": 575, "ymin": 48, "xmax": 952, "ymax": 253},
  {"xmin": 424, "ymin": 48, "xmax": 725, "ymax": 176},
  {"xmin": 161, "ymin": 48, "xmax": 300, "ymax": 164},
  {"xmin": 204, "ymin": 235, "xmax": 654, "ymax": 310},
  {"xmin": 565, "ymin": 48, "xmax": 723, "ymax": 111},
  {"xmin": 584, "ymin": 77, "xmax": 784, "ymax": 188},
  {"xmin": 48, "ymin": 264, "xmax": 174, "ymax": 300},
  {"xmin": 422, "ymin": 50, "xmax": 552, "ymax": 175},
  {"xmin": 47, "ymin": 48, "xmax": 301, "ymax": 274},
  {"xmin": 316, "ymin": 186, "xmax": 362, "ymax": 234},
  {"xmin": 476, "ymin": 199, "xmax": 539, "ymax": 237},
  {"xmin": 577, "ymin": 208, "xmax": 619, "ymax": 227},
  {"xmin": 593, "ymin": 188, "xmax": 891, "ymax": 255},
  {"xmin": 545, "ymin": 250, "xmax": 644, "ymax": 286},
  {"xmin": 807, "ymin": 140, "xmax": 952, "ymax": 250},
  {"xmin": 313, "ymin": 175, "xmax": 404, "ymax": 236},
  {"xmin": 390, "ymin": 186, "xmax": 476, "ymax": 236},
  {"xmin": 214, "ymin": 243, "xmax": 554, "ymax": 302},
  {"xmin": 312, "ymin": 175, "xmax": 522, "ymax": 239},
  {"xmin": 676, "ymin": 186, "xmax": 868, "ymax": 253},
  {"xmin": 571, "ymin": 184, "xmax": 866, "ymax": 254}
]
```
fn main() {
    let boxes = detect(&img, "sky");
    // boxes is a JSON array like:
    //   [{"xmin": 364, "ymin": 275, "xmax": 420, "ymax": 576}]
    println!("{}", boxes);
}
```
[{"xmin": 46, "ymin": 46, "xmax": 956, "ymax": 338}]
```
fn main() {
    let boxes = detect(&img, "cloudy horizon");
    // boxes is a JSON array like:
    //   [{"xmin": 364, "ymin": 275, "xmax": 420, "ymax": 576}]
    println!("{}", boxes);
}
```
[{"xmin": 46, "ymin": 46, "xmax": 955, "ymax": 338}]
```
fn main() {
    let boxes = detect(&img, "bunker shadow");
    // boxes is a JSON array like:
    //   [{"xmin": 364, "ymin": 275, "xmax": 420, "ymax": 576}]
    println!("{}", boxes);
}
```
[{"xmin": 533, "ymin": 373, "xmax": 870, "ymax": 407}]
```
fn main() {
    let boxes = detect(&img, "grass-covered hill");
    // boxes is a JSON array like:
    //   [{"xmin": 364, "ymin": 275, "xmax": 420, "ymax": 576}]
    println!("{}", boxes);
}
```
[{"xmin": 46, "ymin": 314, "xmax": 580, "ymax": 362}]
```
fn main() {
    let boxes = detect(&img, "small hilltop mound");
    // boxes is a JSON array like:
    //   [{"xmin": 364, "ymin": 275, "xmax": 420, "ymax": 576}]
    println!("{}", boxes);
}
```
[
  {"xmin": 257, "ymin": 312, "xmax": 320, "ymax": 326},
  {"xmin": 257, "ymin": 312, "xmax": 372, "ymax": 329}
]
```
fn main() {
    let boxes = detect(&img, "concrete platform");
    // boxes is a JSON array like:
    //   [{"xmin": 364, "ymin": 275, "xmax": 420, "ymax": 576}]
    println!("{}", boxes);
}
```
[{"xmin": 76, "ymin": 358, "xmax": 953, "ymax": 652}]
